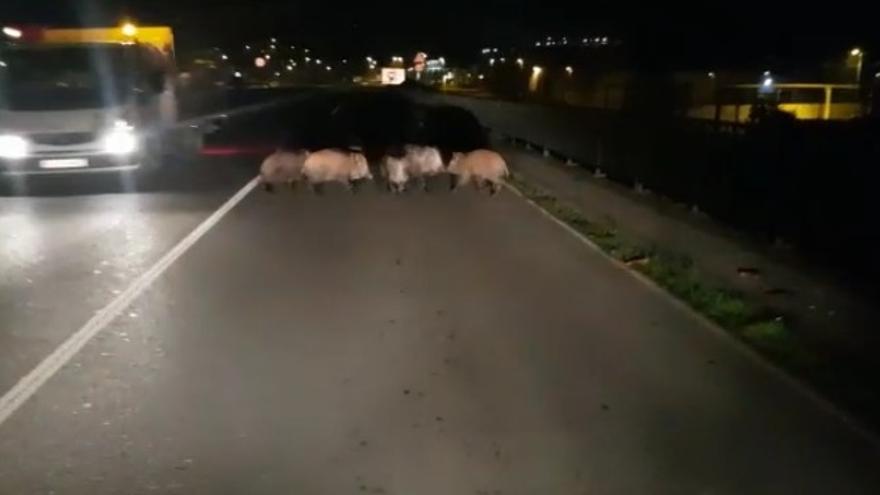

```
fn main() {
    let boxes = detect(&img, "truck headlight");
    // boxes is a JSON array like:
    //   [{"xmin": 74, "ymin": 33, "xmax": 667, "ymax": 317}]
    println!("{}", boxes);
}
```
[
  {"xmin": 103, "ymin": 121, "xmax": 138, "ymax": 155},
  {"xmin": 0, "ymin": 134, "xmax": 29, "ymax": 159}
]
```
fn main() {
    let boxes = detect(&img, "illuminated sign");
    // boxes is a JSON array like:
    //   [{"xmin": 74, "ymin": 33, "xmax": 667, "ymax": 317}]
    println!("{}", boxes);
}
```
[{"xmin": 381, "ymin": 68, "xmax": 406, "ymax": 85}]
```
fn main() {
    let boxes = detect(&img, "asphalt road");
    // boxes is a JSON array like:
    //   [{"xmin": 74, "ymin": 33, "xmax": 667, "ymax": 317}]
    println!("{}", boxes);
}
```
[{"xmin": 0, "ymin": 90, "xmax": 878, "ymax": 494}]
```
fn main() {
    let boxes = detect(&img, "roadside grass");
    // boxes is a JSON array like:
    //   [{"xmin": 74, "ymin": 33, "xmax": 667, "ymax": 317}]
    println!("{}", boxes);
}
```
[{"xmin": 507, "ymin": 172, "xmax": 817, "ymax": 372}]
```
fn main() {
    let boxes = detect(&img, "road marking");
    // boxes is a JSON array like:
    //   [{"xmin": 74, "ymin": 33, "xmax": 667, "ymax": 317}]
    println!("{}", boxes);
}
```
[
  {"xmin": 505, "ymin": 182, "xmax": 880, "ymax": 446},
  {"xmin": 0, "ymin": 177, "xmax": 260, "ymax": 428}
]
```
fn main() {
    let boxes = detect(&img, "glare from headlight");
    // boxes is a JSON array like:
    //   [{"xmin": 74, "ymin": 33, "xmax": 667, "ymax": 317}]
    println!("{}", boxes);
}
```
[
  {"xmin": 0, "ymin": 134, "xmax": 29, "ymax": 159},
  {"xmin": 103, "ymin": 127, "xmax": 138, "ymax": 155}
]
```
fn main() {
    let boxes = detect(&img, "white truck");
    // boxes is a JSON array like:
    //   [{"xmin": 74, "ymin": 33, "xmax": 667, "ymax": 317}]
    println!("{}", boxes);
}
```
[{"xmin": 0, "ymin": 25, "xmax": 178, "ymax": 175}]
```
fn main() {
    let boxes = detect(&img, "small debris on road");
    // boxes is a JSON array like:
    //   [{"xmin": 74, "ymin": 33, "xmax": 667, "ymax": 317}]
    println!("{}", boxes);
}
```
[{"xmin": 737, "ymin": 267, "xmax": 761, "ymax": 278}]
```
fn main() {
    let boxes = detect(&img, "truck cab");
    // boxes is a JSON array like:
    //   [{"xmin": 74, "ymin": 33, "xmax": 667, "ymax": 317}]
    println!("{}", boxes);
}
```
[{"xmin": 0, "ymin": 25, "xmax": 177, "ymax": 175}]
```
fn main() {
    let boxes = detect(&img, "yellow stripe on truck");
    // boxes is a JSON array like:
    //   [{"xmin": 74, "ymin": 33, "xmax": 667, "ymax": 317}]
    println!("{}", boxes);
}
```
[{"xmin": 41, "ymin": 27, "xmax": 174, "ymax": 56}]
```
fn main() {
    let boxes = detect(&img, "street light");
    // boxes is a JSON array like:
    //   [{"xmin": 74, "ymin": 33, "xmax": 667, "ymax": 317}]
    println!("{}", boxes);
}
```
[
  {"xmin": 565, "ymin": 66, "xmax": 574, "ymax": 76},
  {"xmin": 849, "ymin": 47, "xmax": 864, "ymax": 85},
  {"xmin": 529, "ymin": 66, "xmax": 543, "ymax": 92}
]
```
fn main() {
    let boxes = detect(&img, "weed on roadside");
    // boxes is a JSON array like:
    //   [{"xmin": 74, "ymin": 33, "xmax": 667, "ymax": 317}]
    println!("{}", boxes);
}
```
[{"xmin": 508, "ymin": 173, "xmax": 808, "ymax": 366}]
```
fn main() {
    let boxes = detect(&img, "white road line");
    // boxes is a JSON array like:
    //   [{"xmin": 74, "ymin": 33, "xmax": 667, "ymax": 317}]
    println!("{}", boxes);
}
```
[{"xmin": 0, "ymin": 177, "xmax": 260, "ymax": 427}]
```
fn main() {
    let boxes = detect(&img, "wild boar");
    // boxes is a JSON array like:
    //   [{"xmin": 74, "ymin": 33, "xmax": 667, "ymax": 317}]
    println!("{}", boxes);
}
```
[
  {"xmin": 382, "ymin": 155, "xmax": 410, "ymax": 194},
  {"xmin": 259, "ymin": 150, "xmax": 308, "ymax": 192},
  {"xmin": 403, "ymin": 145, "xmax": 445, "ymax": 191},
  {"xmin": 447, "ymin": 149, "xmax": 509, "ymax": 195},
  {"xmin": 301, "ymin": 149, "xmax": 373, "ymax": 193}
]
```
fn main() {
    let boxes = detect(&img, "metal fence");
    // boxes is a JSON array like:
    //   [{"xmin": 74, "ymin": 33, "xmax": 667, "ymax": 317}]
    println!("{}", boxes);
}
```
[{"xmin": 424, "ymin": 92, "xmax": 880, "ymax": 278}]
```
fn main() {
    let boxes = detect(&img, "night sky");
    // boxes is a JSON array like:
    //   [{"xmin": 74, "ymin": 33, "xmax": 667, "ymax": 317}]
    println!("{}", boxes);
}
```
[{"xmin": 1, "ymin": 1, "xmax": 877, "ymax": 69}]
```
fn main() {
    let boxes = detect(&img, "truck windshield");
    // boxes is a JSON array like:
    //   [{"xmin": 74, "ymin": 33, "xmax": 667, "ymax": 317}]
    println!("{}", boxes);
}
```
[{"xmin": 0, "ymin": 44, "xmax": 134, "ymax": 111}]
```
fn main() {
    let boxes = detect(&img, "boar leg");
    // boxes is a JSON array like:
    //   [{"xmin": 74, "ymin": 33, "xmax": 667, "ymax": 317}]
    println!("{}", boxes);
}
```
[
  {"xmin": 262, "ymin": 182, "xmax": 276, "ymax": 193},
  {"xmin": 451, "ymin": 174, "xmax": 468, "ymax": 192},
  {"xmin": 309, "ymin": 181, "xmax": 325, "ymax": 195},
  {"xmin": 490, "ymin": 181, "xmax": 502, "ymax": 196},
  {"xmin": 418, "ymin": 176, "xmax": 429, "ymax": 192}
]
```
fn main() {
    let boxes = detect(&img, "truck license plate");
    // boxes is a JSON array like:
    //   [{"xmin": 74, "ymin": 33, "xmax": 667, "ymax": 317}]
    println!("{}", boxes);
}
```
[{"xmin": 39, "ymin": 158, "xmax": 89, "ymax": 169}]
